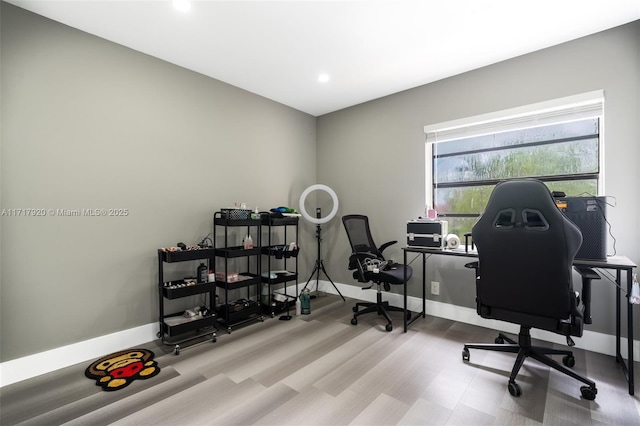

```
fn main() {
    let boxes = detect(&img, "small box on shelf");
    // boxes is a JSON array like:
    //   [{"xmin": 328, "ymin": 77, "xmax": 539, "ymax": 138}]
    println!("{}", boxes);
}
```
[
  {"xmin": 262, "ymin": 245, "xmax": 300, "ymax": 259},
  {"xmin": 215, "ymin": 273, "xmax": 260, "ymax": 290},
  {"xmin": 216, "ymin": 299, "xmax": 262, "ymax": 324},
  {"xmin": 159, "ymin": 247, "xmax": 215, "ymax": 263},
  {"xmin": 162, "ymin": 312, "xmax": 217, "ymax": 337},
  {"xmin": 162, "ymin": 280, "xmax": 217, "ymax": 299},
  {"xmin": 214, "ymin": 245, "xmax": 261, "ymax": 258}
]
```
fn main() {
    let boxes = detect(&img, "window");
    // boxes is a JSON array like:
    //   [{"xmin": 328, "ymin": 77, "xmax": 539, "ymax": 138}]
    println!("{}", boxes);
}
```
[{"xmin": 424, "ymin": 91, "xmax": 603, "ymax": 237}]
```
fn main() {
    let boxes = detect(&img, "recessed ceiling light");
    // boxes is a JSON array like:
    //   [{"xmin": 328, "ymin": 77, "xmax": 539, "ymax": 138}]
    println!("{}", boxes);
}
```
[
  {"xmin": 173, "ymin": 0, "xmax": 191, "ymax": 13},
  {"xmin": 318, "ymin": 73, "xmax": 330, "ymax": 83}
]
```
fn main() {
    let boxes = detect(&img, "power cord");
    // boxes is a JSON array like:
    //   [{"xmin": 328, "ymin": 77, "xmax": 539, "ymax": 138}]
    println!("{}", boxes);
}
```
[{"xmin": 363, "ymin": 258, "xmax": 388, "ymax": 273}]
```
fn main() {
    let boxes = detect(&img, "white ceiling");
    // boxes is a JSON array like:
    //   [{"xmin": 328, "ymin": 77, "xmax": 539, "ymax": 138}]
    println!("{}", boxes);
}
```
[{"xmin": 7, "ymin": 0, "xmax": 640, "ymax": 116}]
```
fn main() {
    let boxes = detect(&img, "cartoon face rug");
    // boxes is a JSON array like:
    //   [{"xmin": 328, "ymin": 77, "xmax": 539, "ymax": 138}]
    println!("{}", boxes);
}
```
[{"xmin": 85, "ymin": 348, "xmax": 160, "ymax": 391}]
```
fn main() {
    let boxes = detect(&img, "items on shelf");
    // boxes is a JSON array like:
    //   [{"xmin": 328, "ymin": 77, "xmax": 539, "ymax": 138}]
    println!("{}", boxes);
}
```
[
  {"xmin": 213, "ymin": 209, "xmax": 263, "ymax": 331},
  {"xmin": 261, "ymin": 214, "xmax": 300, "ymax": 317},
  {"xmin": 157, "ymin": 248, "xmax": 218, "ymax": 355},
  {"xmin": 197, "ymin": 263, "xmax": 208, "ymax": 283},
  {"xmin": 243, "ymin": 234, "xmax": 254, "ymax": 249}
]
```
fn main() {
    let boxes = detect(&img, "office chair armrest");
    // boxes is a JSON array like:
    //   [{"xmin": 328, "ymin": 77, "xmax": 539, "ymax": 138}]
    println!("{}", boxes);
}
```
[
  {"xmin": 349, "ymin": 251, "xmax": 379, "ymax": 266},
  {"xmin": 378, "ymin": 240, "xmax": 397, "ymax": 255}
]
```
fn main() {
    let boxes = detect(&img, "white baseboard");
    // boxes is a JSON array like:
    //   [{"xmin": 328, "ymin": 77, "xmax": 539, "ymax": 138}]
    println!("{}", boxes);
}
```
[
  {"xmin": 316, "ymin": 280, "xmax": 640, "ymax": 361},
  {"xmin": 2, "ymin": 281, "xmax": 638, "ymax": 388},
  {"xmin": 0, "ymin": 323, "xmax": 157, "ymax": 388}
]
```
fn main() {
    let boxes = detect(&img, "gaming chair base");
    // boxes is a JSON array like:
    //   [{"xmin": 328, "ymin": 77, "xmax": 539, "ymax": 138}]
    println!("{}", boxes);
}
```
[{"xmin": 462, "ymin": 328, "xmax": 597, "ymax": 400}]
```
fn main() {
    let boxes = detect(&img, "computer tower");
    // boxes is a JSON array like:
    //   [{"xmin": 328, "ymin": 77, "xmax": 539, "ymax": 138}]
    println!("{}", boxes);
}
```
[{"xmin": 555, "ymin": 196, "xmax": 607, "ymax": 260}]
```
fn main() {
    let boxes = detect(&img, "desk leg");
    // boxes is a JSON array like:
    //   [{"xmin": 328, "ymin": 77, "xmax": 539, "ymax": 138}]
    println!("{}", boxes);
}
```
[
  {"xmin": 627, "ymin": 268, "xmax": 634, "ymax": 395},
  {"xmin": 615, "ymin": 268, "xmax": 635, "ymax": 395},
  {"xmin": 422, "ymin": 253, "xmax": 426, "ymax": 319},
  {"xmin": 404, "ymin": 249, "xmax": 408, "ymax": 332},
  {"xmin": 616, "ymin": 270, "xmax": 621, "ymax": 364},
  {"xmin": 404, "ymin": 251, "xmax": 427, "ymax": 333}
]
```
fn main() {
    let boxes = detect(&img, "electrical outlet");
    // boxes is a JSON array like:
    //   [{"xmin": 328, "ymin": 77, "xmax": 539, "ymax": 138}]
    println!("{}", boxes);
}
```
[{"xmin": 431, "ymin": 281, "xmax": 440, "ymax": 295}]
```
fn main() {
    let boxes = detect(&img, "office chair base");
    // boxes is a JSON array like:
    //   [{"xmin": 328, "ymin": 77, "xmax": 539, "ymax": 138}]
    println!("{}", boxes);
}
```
[
  {"xmin": 462, "ymin": 329, "xmax": 597, "ymax": 400},
  {"xmin": 351, "ymin": 292, "xmax": 410, "ymax": 332}
]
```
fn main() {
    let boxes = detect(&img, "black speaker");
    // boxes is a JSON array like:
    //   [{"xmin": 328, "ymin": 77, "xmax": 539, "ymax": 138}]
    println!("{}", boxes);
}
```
[{"xmin": 556, "ymin": 196, "xmax": 607, "ymax": 260}]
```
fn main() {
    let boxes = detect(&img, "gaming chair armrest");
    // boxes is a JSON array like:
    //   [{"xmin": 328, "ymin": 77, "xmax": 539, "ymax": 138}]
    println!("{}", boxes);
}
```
[
  {"xmin": 464, "ymin": 261, "xmax": 479, "ymax": 271},
  {"xmin": 573, "ymin": 266, "xmax": 601, "ymax": 325},
  {"xmin": 464, "ymin": 261, "xmax": 481, "ymax": 313},
  {"xmin": 378, "ymin": 240, "xmax": 397, "ymax": 255}
]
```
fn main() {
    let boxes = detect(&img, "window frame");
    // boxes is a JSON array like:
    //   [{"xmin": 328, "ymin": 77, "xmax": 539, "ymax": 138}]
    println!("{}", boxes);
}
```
[{"xmin": 423, "ymin": 91, "xmax": 604, "ymax": 233}]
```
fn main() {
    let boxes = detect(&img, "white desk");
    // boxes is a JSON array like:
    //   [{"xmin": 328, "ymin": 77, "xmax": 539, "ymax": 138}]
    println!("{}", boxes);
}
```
[{"xmin": 402, "ymin": 246, "xmax": 637, "ymax": 395}]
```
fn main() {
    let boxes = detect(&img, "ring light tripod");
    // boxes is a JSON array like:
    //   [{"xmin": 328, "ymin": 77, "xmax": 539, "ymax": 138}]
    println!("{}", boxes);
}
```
[{"xmin": 299, "ymin": 184, "xmax": 345, "ymax": 301}]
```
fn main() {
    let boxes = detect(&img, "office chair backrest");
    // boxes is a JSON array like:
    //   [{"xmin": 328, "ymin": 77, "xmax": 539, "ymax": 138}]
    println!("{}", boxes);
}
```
[
  {"xmin": 472, "ymin": 179, "xmax": 583, "ymax": 320},
  {"xmin": 342, "ymin": 214, "xmax": 383, "ymax": 259}
]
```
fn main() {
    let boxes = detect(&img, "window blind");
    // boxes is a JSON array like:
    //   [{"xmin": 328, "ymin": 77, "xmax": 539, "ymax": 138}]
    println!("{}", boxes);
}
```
[{"xmin": 424, "ymin": 90, "xmax": 604, "ymax": 144}]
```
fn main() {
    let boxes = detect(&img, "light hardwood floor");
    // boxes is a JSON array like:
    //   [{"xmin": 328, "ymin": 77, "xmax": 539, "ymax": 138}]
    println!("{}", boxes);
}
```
[{"xmin": 2, "ymin": 295, "xmax": 639, "ymax": 425}]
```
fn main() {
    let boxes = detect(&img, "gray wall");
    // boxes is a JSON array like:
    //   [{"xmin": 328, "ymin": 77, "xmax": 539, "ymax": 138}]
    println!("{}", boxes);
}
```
[
  {"xmin": 317, "ymin": 21, "xmax": 640, "ymax": 337},
  {"xmin": 0, "ymin": 3, "xmax": 317, "ymax": 361}
]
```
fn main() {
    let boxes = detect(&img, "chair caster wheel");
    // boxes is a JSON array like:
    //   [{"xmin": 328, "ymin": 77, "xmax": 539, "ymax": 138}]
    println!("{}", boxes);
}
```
[
  {"xmin": 385, "ymin": 324, "xmax": 393, "ymax": 332},
  {"xmin": 351, "ymin": 317, "xmax": 358, "ymax": 325},
  {"xmin": 156, "ymin": 331, "xmax": 162, "ymax": 338},
  {"xmin": 508, "ymin": 381, "xmax": 522, "ymax": 397},
  {"xmin": 174, "ymin": 345, "xmax": 180, "ymax": 356},
  {"xmin": 462, "ymin": 348, "xmax": 470, "ymax": 361},
  {"xmin": 562, "ymin": 355, "xmax": 575, "ymax": 368},
  {"xmin": 352, "ymin": 306, "xmax": 358, "ymax": 313},
  {"xmin": 563, "ymin": 355, "xmax": 575, "ymax": 367},
  {"xmin": 580, "ymin": 386, "xmax": 597, "ymax": 400},
  {"xmin": 495, "ymin": 336, "xmax": 505, "ymax": 344}
]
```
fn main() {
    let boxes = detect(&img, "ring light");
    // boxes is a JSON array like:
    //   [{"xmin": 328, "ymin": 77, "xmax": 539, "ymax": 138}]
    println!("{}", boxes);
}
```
[{"xmin": 299, "ymin": 184, "xmax": 339, "ymax": 224}]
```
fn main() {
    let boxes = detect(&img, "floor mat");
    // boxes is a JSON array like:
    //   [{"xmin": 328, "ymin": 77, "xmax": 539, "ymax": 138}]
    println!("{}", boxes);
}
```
[{"xmin": 84, "ymin": 348, "xmax": 160, "ymax": 391}]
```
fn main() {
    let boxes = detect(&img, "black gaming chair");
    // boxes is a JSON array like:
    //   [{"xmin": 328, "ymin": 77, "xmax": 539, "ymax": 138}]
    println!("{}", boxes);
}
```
[
  {"xmin": 342, "ymin": 214, "xmax": 413, "ymax": 331},
  {"xmin": 462, "ymin": 179, "xmax": 598, "ymax": 400}
]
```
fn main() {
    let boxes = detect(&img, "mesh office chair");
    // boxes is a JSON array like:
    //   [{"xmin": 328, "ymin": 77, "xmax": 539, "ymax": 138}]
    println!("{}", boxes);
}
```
[
  {"xmin": 342, "ymin": 214, "xmax": 413, "ymax": 331},
  {"xmin": 462, "ymin": 179, "xmax": 598, "ymax": 400}
]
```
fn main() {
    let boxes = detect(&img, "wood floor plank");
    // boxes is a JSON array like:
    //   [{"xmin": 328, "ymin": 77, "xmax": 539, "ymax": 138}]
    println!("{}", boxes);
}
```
[
  {"xmin": 110, "ymin": 374, "xmax": 265, "ymax": 425},
  {"xmin": 445, "ymin": 403, "xmax": 496, "ymax": 426},
  {"xmin": 211, "ymin": 383, "xmax": 299, "ymax": 425},
  {"xmin": 223, "ymin": 320, "xmax": 352, "ymax": 383},
  {"xmin": 349, "ymin": 393, "xmax": 410, "ymax": 426},
  {"xmin": 49, "ymin": 369, "xmax": 204, "ymax": 426},
  {"xmin": 397, "ymin": 397, "xmax": 453, "ymax": 426},
  {"xmin": 347, "ymin": 330, "xmax": 439, "ymax": 405},
  {"xmin": 252, "ymin": 384, "xmax": 337, "ymax": 426},
  {"xmin": 313, "ymin": 327, "xmax": 408, "ymax": 396},
  {"xmin": 251, "ymin": 321, "xmax": 369, "ymax": 388},
  {"xmin": 0, "ymin": 364, "xmax": 181, "ymax": 425}
]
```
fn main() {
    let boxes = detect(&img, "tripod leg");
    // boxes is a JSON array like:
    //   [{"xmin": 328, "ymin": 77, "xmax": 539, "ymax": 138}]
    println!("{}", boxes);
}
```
[
  {"xmin": 302, "ymin": 261, "xmax": 321, "ymax": 293},
  {"xmin": 319, "ymin": 260, "xmax": 345, "ymax": 301}
]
